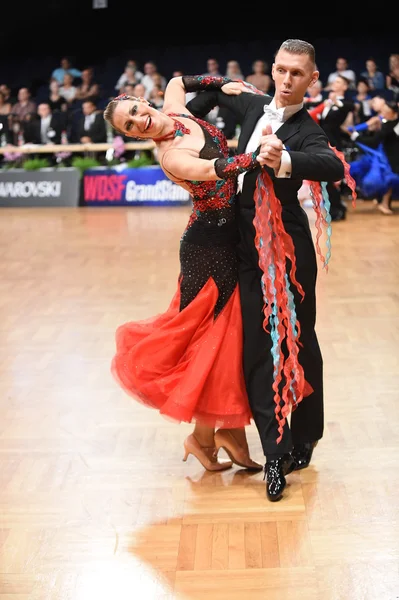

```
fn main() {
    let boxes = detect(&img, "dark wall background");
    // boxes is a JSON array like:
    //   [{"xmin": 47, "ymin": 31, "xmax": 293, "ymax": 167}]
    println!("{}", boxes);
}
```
[{"xmin": 1, "ymin": 4, "xmax": 397, "ymax": 96}]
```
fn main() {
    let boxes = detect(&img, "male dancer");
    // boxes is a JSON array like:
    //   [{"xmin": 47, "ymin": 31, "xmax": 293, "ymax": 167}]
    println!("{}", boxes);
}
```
[{"xmin": 187, "ymin": 39, "xmax": 346, "ymax": 500}]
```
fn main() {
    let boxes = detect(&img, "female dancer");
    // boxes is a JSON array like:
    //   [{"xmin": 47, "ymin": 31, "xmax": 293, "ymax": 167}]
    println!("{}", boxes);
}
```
[
  {"xmin": 103, "ymin": 75, "xmax": 267, "ymax": 472},
  {"xmin": 349, "ymin": 100, "xmax": 399, "ymax": 215}
]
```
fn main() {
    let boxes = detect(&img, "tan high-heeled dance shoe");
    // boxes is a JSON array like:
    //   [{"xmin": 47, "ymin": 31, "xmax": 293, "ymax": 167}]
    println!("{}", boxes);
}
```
[
  {"xmin": 214, "ymin": 429, "xmax": 263, "ymax": 471},
  {"xmin": 183, "ymin": 434, "xmax": 232, "ymax": 471},
  {"xmin": 377, "ymin": 204, "xmax": 394, "ymax": 215}
]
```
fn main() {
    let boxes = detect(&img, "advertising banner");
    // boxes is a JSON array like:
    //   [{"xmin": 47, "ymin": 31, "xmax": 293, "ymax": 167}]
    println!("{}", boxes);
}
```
[
  {"xmin": 0, "ymin": 168, "xmax": 80, "ymax": 207},
  {"xmin": 82, "ymin": 165, "xmax": 191, "ymax": 206}
]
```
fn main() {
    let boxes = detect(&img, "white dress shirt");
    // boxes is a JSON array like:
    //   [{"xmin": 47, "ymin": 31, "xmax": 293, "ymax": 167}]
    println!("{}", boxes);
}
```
[
  {"xmin": 321, "ymin": 96, "xmax": 344, "ymax": 119},
  {"xmin": 237, "ymin": 98, "xmax": 303, "ymax": 193},
  {"xmin": 84, "ymin": 113, "xmax": 96, "ymax": 131},
  {"xmin": 40, "ymin": 115, "xmax": 52, "ymax": 144}
]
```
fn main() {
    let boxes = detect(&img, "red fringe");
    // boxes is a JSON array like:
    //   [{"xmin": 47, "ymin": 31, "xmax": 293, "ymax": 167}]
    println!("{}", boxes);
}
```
[
  {"xmin": 251, "ymin": 144, "xmax": 357, "ymax": 444},
  {"xmin": 329, "ymin": 144, "xmax": 358, "ymax": 207},
  {"xmin": 254, "ymin": 170, "xmax": 309, "ymax": 443},
  {"xmin": 308, "ymin": 181, "xmax": 329, "ymax": 271}
]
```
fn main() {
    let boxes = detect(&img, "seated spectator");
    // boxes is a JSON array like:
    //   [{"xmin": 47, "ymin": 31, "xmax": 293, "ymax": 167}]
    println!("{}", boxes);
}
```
[
  {"xmin": 360, "ymin": 58, "xmax": 385, "ymax": 91},
  {"xmin": 0, "ymin": 90, "xmax": 12, "ymax": 144},
  {"xmin": 225, "ymin": 60, "xmax": 244, "ymax": 80},
  {"xmin": 245, "ymin": 59, "xmax": 272, "ymax": 94},
  {"xmin": 51, "ymin": 57, "xmax": 82, "ymax": 85},
  {"xmin": 75, "ymin": 67, "xmax": 100, "ymax": 102},
  {"xmin": 9, "ymin": 87, "xmax": 37, "ymax": 144},
  {"xmin": 386, "ymin": 54, "xmax": 399, "ymax": 101},
  {"xmin": 130, "ymin": 83, "xmax": 146, "ymax": 98},
  {"xmin": 325, "ymin": 57, "xmax": 356, "ymax": 91},
  {"xmin": 59, "ymin": 73, "xmax": 78, "ymax": 106},
  {"xmin": 151, "ymin": 72, "xmax": 166, "ymax": 92},
  {"xmin": 115, "ymin": 66, "xmax": 139, "ymax": 94},
  {"xmin": 141, "ymin": 62, "xmax": 166, "ymax": 99},
  {"xmin": 23, "ymin": 102, "xmax": 63, "ymax": 145},
  {"xmin": 47, "ymin": 80, "xmax": 68, "ymax": 112},
  {"xmin": 115, "ymin": 60, "xmax": 143, "ymax": 93},
  {"xmin": 352, "ymin": 79, "xmax": 373, "ymax": 124},
  {"xmin": 0, "ymin": 89, "xmax": 12, "ymax": 117},
  {"xmin": 203, "ymin": 58, "xmax": 221, "ymax": 77},
  {"xmin": 304, "ymin": 79, "xmax": 324, "ymax": 110},
  {"xmin": 149, "ymin": 84, "xmax": 164, "ymax": 108},
  {"xmin": 0, "ymin": 84, "xmax": 15, "ymax": 106},
  {"xmin": 10, "ymin": 87, "xmax": 36, "ymax": 122},
  {"xmin": 77, "ymin": 99, "xmax": 106, "ymax": 143}
]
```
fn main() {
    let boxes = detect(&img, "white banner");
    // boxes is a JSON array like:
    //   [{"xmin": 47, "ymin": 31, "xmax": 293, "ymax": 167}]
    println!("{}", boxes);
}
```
[{"xmin": 93, "ymin": 0, "xmax": 107, "ymax": 8}]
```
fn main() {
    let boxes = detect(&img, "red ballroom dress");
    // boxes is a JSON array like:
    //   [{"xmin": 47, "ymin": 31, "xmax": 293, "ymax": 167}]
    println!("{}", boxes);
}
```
[{"xmin": 111, "ymin": 114, "xmax": 261, "ymax": 429}]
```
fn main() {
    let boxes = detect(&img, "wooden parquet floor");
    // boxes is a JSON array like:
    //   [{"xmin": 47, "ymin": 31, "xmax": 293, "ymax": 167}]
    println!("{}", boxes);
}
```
[{"xmin": 0, "ymin": 200, "xmax": 398, "ymax": 600}]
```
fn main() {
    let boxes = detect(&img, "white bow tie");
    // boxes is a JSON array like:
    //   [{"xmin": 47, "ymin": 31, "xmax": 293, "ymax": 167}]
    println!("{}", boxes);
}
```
[{"xmin": 264, "ymin": 104, "xmax": 284, "ymax": 123}]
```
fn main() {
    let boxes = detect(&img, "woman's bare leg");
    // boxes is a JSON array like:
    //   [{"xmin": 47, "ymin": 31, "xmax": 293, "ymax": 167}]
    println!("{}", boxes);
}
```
[
  {"xmin": 378, "ymin": 189, "xmax": 394, "ymax": 214},
  {"xmin": 192, "ymin": 424, "xmax": 216, "ymax": 447}
]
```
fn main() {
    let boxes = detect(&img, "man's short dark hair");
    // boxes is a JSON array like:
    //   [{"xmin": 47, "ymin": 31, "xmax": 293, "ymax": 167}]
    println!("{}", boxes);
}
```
[
  {"xmin": 276, "ymin": 39, "xmax": 316, "ymax": 67},
  {"xmin": 336, "ymin": 74, "xmax": 350, "ymax": 87}
]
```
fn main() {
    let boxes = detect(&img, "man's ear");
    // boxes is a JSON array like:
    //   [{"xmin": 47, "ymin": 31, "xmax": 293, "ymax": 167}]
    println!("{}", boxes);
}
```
[{"xmin": 309, "ymin": 71, "xmax": 320, "ymax": 87}]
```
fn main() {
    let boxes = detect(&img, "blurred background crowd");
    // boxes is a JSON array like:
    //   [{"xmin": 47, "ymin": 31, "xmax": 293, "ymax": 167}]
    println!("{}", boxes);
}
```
[
  {"xmin": 0, "ymin": 52, "xmax": 397, "ymax": 149},
  {"xmin": 0, "ymin": 23, "xmax": 398, "ymax": 217}
]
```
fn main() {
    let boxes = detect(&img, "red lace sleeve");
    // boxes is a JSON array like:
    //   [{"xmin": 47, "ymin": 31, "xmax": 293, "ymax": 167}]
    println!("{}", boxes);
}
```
[
  {"xmin": 182, "ymin": 75, "xmax": 232, "ymax": 92},
  {"xmin": 214, "ymin": 149, "xmax": 260, "ymax": 179}
]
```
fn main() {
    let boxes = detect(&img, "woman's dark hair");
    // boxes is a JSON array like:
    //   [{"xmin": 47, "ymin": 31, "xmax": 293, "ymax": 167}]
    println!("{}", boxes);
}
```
[
  {"xmin": 357, "ymin": 77, "xmax": 370, "ymax": 87},
  {"xmin": 385, "ymin": 100, "xmax": 399, "ymax": 113}
]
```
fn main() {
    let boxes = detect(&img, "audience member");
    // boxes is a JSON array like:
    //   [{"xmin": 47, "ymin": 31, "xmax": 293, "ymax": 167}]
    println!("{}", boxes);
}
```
[
  {"xmin": 386, "ymin": 54, "xmax": 399, "ymax": 100},
  {"xmin": 75, "ymin": 67, "xmax": 100, "ymax": 102},
  {"xmin": 23, "ymin": 102, "xmax": 63, "ymax": 145},
  {"xmin": 203, "ymin": 58, "xmax": 221, "ymax": 77},
  {"xmin": 130, "ymin": 83, "xmax": 146, "ymax": 98},
  {"xmin": 141, "ymin": 62, "xmax": 167, "ymax": 99},
  {"xmin": 9, "ymin": 87, "xmax": 37, "ymax": 144},
  {"xmin": 59, "ymin": 73, "xmax": 78, "ymax": 106},
  {"xmin": 47, "ymin": 80, "xmax": 68, "ymax": 114},
  {"xmin": 245, "ymin": 59, "xmax": 272, "ymax": 93},
  {"xmin": 51, "ymin": 57, "xmax": 82, "ymax": 85},
  {"xmin": 149, "ymin": 84, "xmax": 164, "ymax": 108},
  {"xmin": 0, "ymin": 91, "xmax": 12, "ymax": 144},
  {"xmin": 352, "ymin": 79, "xmax": 373, "ymax": 124},
  {"xmin": 360, "ymin": 58, "xmax": 385, "ymax": 91},
  {"xmin": 325, "ymin": 57, "xmax": 356, "ymax": 90},
  {"xmin": 115, "ymin": 59, "xmax": 143, "ymax": 93},
  {"xmin": 304, "ymin": 79, "xmax": 324, "ymax": 109},
  {"xmin": 10, "ymin": 87, "xmax": 36, "ymax": 122},
  {"xmin": 77, "ymin": 99, "xmax": 106, "ymax": 143},
  {"xmin": 0, "ymin": 84, "xmax": 15, "ymax": 105},
  {"xmin": 225, "ymin": 60, "xmax": 244, "ymax": 80}
]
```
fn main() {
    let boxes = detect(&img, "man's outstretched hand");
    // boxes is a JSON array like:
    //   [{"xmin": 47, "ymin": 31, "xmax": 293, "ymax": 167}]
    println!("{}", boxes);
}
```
[{"xmin": 221, "ymin": 81, "xmax": 259, "ymax": 95}]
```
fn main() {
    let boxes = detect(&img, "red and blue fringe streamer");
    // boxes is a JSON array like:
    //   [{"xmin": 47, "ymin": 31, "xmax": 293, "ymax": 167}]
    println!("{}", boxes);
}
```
[
  {"xmin": 253, "ymin": 149, "xmax": 356, "ymax": 443},
  {"xmin": 254, "ymin": 169, "xmax": 308, "ymax": 443}
]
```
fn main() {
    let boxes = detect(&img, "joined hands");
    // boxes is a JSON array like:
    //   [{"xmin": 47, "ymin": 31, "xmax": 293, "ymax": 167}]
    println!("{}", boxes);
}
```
[{"xmin": 257, "ymin": 124, "xmax": 283, "ymax": 170}]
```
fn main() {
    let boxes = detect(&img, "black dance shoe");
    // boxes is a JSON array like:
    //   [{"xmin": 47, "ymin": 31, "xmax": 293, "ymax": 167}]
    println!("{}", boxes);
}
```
[
  {"xmin": 291, "ymin": 441, "xmax": 318, "ymax": 471},
  {"xmin": 264, "ymin": 454, "xmax": 295, "ymax": 502},
  {"xmin": 330, "ymin": 209, "xmax": 346, "ymax": 221}
]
